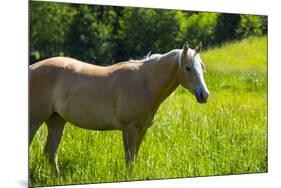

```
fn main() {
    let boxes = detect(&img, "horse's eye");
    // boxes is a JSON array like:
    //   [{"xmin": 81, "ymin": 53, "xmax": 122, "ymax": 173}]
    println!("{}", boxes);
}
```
[{"xmin": 186, "ymin": 67, "xmax": 191, "ymax": 71}]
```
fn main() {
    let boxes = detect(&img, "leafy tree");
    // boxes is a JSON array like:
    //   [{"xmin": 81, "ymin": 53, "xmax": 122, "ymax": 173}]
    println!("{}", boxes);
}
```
[
  {"xmin": 117, "ymin": 8, "xmax": 180, "ymax": 59},
  {"xmin": 30, "ymin": 2, "xmax": 75, "ymax": 63},
  {"xmin": 29, "ymin": 1, "xmax": 267, "ymax": 65},
  {"xmin": 65, "ymin": 5, "xmax": 116, "ymax": 65},
  {"xmin": 214, "ymin": 13, "xmax": 241, "ymax": 44},
  {"xmin": 235, "ymin": 15, "xmax": 267, "ymax": 39},
  {"xmin": 177, "ymin": 12, "xmax": 219, "ymax": 48}
]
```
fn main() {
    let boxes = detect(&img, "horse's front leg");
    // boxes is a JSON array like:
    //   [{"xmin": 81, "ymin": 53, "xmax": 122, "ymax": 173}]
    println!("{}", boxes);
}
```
[
  {"xmin": 122, "ymin": 125, "xmax": 148, "ymax": 168},
  {"xmin": 122, "ymin": 126, "xmax": 137, "ymax": 166}
]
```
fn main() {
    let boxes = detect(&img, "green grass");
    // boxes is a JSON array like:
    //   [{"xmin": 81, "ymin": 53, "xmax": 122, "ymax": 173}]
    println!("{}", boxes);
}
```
[{"xmin": 29, "ymin": 36, "xmax": 268, "ymax": 187}]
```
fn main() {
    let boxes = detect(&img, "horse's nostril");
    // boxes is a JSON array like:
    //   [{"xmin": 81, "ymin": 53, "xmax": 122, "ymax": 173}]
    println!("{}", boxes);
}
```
[{"xmin": 200, "ymin": 92, "xmax": 204, "ymax": 99}]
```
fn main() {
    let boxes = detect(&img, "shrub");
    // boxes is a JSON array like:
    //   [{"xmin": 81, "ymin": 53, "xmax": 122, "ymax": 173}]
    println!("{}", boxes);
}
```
[
  {"xmin": 117, "ymin": 8, "xmax": 180, "ymax": 59},
  {"xmin": 235, "ymin": 15, "xmax": 266, "ymax": 39},
  {"xmin": 177, "ymin": 12, "xmax": 219, "ymax": 48}
]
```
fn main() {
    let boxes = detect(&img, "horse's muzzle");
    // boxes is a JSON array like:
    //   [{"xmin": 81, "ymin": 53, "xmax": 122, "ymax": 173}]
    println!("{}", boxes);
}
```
[{"xmin": 196, "ymin": 90, "xmax": 209, "ymax": 104}]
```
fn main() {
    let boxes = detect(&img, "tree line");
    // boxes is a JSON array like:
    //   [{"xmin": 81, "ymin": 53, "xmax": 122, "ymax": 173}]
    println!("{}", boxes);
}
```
[{"xmin": 30, "ymin": 1, "xmax": 267, "ymax": 65}]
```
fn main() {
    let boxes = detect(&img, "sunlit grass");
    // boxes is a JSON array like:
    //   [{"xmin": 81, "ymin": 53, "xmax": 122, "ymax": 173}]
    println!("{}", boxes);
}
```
[{"xmin": 29, "ymin": 36, "xmax": 267, "ymax": 187}]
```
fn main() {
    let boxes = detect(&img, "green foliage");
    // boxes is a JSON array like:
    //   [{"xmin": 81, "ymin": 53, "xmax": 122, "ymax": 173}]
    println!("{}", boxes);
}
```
[
  {"xmin": 214, "ymin": 14, "xmax": 241, "ymax": 43},
  {"xmin": 29, "ymin": 37, "xmax": 267, "ymax": 187},
  {"xmin": 30, "ymin": 1, "xmax": 267, "ymax": 65},
  {"xmin": 30, "ymin": 2, "xmax": 76, "ymax": 62},
  {"xmin": 177, "ymin": 12, "xmax": 219, "ymax": 48},
  {"xmin": 65, "ymin": 5, "xmax": 117, "ymax": 64},
  {"xmin": 117, "ymin": 8, "xmax": 180, "ymax": 59},
  {"xmin": 235, "ymin": 15, "xmax": 267, "ymax": 39}
]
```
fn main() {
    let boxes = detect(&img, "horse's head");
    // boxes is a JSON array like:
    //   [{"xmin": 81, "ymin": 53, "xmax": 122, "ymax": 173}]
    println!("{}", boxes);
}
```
[{"xmin": 178, "ymin": 41, "xmax": 209, "ymax": 103}]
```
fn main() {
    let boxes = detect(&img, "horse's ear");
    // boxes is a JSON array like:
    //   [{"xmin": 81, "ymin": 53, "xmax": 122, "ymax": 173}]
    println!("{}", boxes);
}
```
[
  {"xmin": 195, "ymin": 41, "xmax": 202, "ymax": 53},
  {"xmin": 183, "ymin": 41, "xmax": 189, "ymax": 57}
]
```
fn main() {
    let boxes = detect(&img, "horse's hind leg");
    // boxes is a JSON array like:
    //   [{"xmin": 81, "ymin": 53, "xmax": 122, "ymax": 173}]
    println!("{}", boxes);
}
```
[
  {"xmin": 29, "ymin": 121, "xmax": 42, "ymax": 146},
  {"xmin": 44, "ymin": 113, "xmax": 66, "ymax": 175}
]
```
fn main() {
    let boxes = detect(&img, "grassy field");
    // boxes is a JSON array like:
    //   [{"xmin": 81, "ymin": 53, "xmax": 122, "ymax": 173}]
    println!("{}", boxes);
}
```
[{"xmin": 29, "ymin": 36, "xmax": 267, "ymax": 187}]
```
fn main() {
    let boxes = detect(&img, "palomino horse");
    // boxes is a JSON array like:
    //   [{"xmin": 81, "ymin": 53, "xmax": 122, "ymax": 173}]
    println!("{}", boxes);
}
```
[{"xmin": 29, "ymin": 41, "xmax": 209, "ymax": 174}]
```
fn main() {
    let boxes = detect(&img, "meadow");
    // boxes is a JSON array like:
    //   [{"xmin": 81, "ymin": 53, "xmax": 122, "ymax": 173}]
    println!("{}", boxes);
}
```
[{"xmin": 29, "ymin": 36, "xmax": 267, "ymax": 187}]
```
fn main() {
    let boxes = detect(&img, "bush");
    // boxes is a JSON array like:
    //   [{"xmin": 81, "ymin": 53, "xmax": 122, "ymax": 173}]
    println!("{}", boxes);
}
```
[
  {"xmin": 65, "ymin": 5, "xmax": 116, "ymax": 65},
  {"xmin": 30, "ymin": 2, "xmax": 76, "ymax": 62},
  {"xmin": 177, "ymin": 12, "xmax": 219, "ymax": 48},
  {"xmin": 235, "ymin": 15, "xmax": 267, "ymax": 39},
  {"xmin": 214, "ymin": 13, "xmax": 241, "ymax": 44},
  {"xmin": 117, "ymin": 8, "xmax": 180, "ymax": 59}
]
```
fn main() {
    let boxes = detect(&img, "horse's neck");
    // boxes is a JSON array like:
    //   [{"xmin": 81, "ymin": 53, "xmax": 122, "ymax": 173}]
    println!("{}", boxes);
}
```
[{"xmin": 142, "ymin": 50, "xmax": 180, "ymax": 110}]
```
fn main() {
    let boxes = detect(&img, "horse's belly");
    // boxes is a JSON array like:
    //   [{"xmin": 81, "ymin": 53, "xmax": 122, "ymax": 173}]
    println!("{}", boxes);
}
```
[
  {"xmin": 58, "ymin": 100, "xmax": 122, "ymax": 131},
  {"xmin": 67, "ymin": 114, "xmax": 122, "ymax": 131}
]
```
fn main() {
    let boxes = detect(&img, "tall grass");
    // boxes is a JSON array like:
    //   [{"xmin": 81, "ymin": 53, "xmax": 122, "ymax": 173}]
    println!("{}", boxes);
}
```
[{"xmin": 29, "ymin": 36, "xmax": 267, "ymax": 187}]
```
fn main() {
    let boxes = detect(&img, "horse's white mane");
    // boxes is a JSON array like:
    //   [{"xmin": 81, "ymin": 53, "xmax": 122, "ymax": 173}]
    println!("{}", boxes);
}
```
[
  {"xmin": 143, "ymin": 52, "xmax": 163, "ymax": 63},
  {"xmin": 130, "ymin": 49, "xmax": 183, "ymax": 65},
  {"xmin": 129, "ymin": 51, "xmax": 161, "ymax": 63}
]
